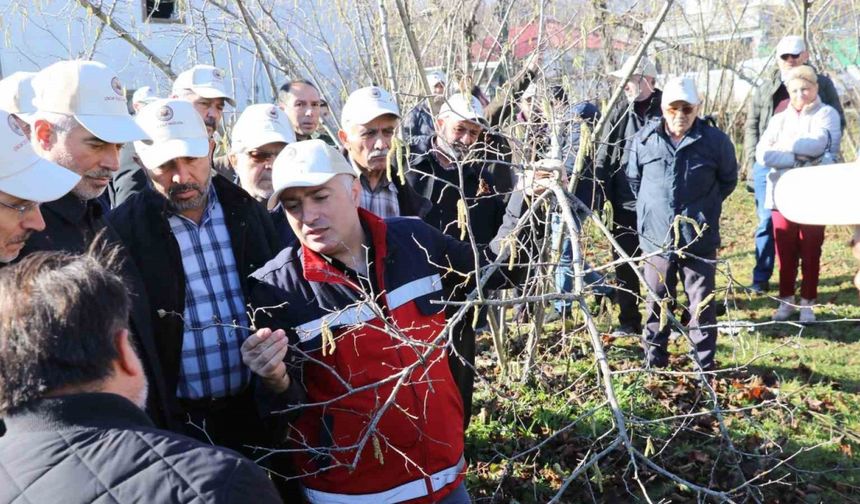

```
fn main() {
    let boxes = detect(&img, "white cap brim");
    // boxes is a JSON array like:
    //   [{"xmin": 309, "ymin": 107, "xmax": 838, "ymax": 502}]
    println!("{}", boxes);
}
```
[
  {"xmin": 134, "ymin": 137, "xmax": 210, "ymax": 170},
  {"xmin": 267, "ymin": 172, "xmax": 345, "ymax": 211},
  {"xmin": 0, "ymin": 156, "xmax": 80, "ymax": 203},
  {"xmin": 236, "ymin": 131, "xmax": 294, "ymax": 153},
  {"xmin": 344, "ymin": 106, "xmax": 400, "ymax": 129},
  {"xmin": 189, "ymin": 86, "xmax": 236, "ymax": 107},
  {"xmin": 77, "ymin": 113, "xmax": 151, "ymax": 144}
]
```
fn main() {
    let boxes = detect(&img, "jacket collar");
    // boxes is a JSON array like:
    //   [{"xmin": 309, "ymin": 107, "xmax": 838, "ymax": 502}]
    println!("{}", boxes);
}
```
[
  {"xmin": 300, "ymin": 208, "xmax": 388, "ymax": 285},
  {"xmin": 43, "ymin": 192, "xmax": 103, "ymax": 227},
  {"xmin": 3, "ymin": 393, "xmax": 154, "ymax": 434}
]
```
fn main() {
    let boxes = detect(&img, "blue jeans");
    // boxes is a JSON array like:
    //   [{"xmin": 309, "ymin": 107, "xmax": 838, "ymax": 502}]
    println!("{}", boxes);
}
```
[
  {"xmin": 752, "ymin": 162, "xmax": 774, "ymax": 283},
  {"xmin": 552, "ymin": 212, "xmax": 609, "ymax": 312},
  {"xmin": 438, "ymin": 482, "xmax": 471, "ymax": 504}
]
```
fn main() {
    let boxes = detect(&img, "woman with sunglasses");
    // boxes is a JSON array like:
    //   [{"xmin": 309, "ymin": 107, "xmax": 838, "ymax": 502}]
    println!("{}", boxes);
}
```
[{"xmin": 756, "ymin": 65, "xmax": 842, "ymax": 323}]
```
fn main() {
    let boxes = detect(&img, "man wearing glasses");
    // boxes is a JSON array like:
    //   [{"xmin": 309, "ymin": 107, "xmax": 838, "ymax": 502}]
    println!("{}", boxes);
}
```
[
  {"xmin": 626, "ymin": 77, "xmax": 738, "ymax": 371},
  {"xmin": 228, "ymin": 104, "xmax": 296, "ymax": 203},
  {"xmin": 744, "ymin": 35, "xmax": 844, "ymax": 294}
]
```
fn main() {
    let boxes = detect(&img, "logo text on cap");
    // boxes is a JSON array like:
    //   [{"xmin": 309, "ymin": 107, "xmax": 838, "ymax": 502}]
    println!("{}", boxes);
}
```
[{"xmin": 267, "ymin": 106, "xmax": 279, "ymax": 119}]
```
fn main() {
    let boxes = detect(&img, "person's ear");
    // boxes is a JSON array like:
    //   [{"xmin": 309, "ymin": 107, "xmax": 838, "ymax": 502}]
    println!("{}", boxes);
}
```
[
  {"xmin": 114, "ymin": 328, "xmax": 144, "ymax": 380},
  {"xmin": 32, "ymin": 120, "xmax": 55, "ymax": 150},
  {"xmin": 337, "ymin": 129, "xmax": 349, "ymax": 146},
  {"xmin": 435, "ymin": 118, "xmax": 444, "ymax": 133},
  {"xmin": 228, "ymin": 153, "xmax": 237, "ymax": 168}
]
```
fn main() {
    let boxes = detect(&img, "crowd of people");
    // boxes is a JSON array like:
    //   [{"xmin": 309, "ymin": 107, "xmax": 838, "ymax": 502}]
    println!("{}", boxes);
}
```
[{"xmin": 0, "ymin": 33, "xmax": 848, "ymax": 503}]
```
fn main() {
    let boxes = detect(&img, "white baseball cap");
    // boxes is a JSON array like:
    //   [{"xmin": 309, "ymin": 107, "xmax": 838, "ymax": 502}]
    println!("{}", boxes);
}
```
[
  {"xmin": 32, "ymin": 60, "xmax": 149, "ymax": 144},
  {"xmin": 661, "ymin": 76, "xmax": 701, "ymax": 106},
  {"xmin": 132, "ymin": 86, "xmax": 159, "ymax": 108},
  {"xmin": 0, "ymin": 108, "xmax": 80, "ymax": 202},
  {"xmin": 438, "ymin": 93, "xmax": 486, "ymax": 124},
  {"xmin": 341, "ymin": 86, "xmax": 400, "ymax": 130},
  {"xmin": 0, "ymin": 72, "xmax": 37, "ymax": 122},
  {"xmin": 268, "ymin": 139, "xmax": 358, "ymax": 210},
  {"xmin": 609, "ymin": 55, "xmax": 658, "ymax": 79},
  {"xmin": 427, "ymin": 70, "xmax": 447, "ymax": 89},
  {"xmin": 133, "ymin": 99, "xmax": 210, "ymax": 169},
  {"xmin": 172, "ymin": 65, "xmax": 235, "ymax": 107},
  {"xmin": 231, "ymin": 104, "xmax": 296, "ymax": 154},
  {"xmin": 776, "ymin": 35, "xmax": 806, "ymax": 56}
]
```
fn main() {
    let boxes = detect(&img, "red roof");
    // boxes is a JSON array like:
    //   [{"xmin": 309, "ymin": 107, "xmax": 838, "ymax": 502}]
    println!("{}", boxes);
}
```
[{"xmin": 470, "ymin": 20, "xmax": 628, "ymax": 62}]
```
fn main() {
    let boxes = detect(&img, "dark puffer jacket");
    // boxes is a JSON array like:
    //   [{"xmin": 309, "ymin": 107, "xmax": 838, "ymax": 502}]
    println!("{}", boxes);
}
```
[
  {"xmin": 626, "ymin": 117, "xmax": 738, "ymax": 256},
  {"xmin": 0, "ymin": 393, "xmax": 282, "ymax": 504}
]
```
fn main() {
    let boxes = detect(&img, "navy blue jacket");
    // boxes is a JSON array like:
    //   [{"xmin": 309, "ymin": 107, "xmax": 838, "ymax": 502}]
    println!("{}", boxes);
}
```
[{"xmin": 626, "ymin": 117, "xmax": 738, "ymax": 256}]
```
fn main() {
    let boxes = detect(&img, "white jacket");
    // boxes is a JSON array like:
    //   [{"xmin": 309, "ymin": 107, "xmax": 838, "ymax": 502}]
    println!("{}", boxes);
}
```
[
  {"xmin": 755, "ymin": 97, "xmax": 841, "ymax": 209},
  {"xmin": 756, "ymin": 97, "xmax": 841, "ymax": 168}
]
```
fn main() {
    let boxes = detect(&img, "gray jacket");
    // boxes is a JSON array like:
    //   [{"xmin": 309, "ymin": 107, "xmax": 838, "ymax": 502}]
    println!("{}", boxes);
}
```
[
  {"xmin": 743, "ymin": 65, "xmax": 844, "ymax": 171},
  {"xmin": 627, "ymin": 118, "xmax": 738, "ymax": 256}
]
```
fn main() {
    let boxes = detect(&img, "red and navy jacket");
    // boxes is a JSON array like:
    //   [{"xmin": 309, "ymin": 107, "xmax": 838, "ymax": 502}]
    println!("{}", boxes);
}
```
[{"xmin": 249, "ymin": 208, "xmax": 521, "ymax": 503}]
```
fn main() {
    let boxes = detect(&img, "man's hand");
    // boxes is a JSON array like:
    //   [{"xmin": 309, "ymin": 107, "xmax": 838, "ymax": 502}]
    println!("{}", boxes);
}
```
[{"xmin": 242, "ymin": 328, "xmax": 291, "ymax": 393}]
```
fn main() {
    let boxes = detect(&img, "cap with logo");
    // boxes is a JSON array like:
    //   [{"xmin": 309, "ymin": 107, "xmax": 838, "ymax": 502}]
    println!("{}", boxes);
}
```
[
  {"xmin": 776, "ymin": 35, "xmax": 806, "ymax": 57},
  {"xmin": 341, "ymin": 86, "xmax": 400, "ymax": 131},
  {"xmin": 231, "ymin": 104, "xmax": 297, "ymax": 154},
  {"xmin": 0, "ymin": 72, "xmax": 37, "ymax": 122},
  {"xmin": 32, "ymin": 60, "xmax": 149, "ymax": 144},
  {"xmin": 609, "ymin": 55, "xmax": 658, "ymax": 79},
  {"xmin": 172, "ymin": 64, "xmax": 235, "ymax": 107},
  {"xmin": 0, "ymin": 108, "xmax": 80, "ymax": 202},
  {"xmin": 133, "ymin": 98, "xmax": 210, "ymax": 169},
  {"xmin": 427, "ymin": 70, "xmax": 447, "ymax": 89},
  {"xmin": 661, "ymin": 77, "xmax": 701, "ymax": 106},
  {"xmin": 268, "ymin": 139, "xmax": 358, "ymax": 210},
  {"xmin": 438, "ymin": 93, "xmax": 486, "ymax": 124},
  {"xmin": 132, "ymin": 86, "xmax": 159, "ymax": 108}
]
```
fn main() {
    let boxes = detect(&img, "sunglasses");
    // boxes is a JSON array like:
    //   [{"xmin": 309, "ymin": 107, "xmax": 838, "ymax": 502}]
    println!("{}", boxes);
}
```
[
  {"xmin": 780, "ymin": 53, "xmax": 802, "ymax": 61},
  {"xmin": 667, "ymin": 105, "xmax": 696, "ymax": 115},
  {"xmin": 246, "ymin": 150, "xmax": 280, "ymax": 163}
]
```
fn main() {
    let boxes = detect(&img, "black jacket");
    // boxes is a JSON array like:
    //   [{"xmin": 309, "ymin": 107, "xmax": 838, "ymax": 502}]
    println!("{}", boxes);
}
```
[
  {"xmin": 627, "ymin": 117, "xmax": 738, "ymax": 256},
  {"xmin": 106, "ymin": 175, "xmax": 284, "ymax": 423},
  {"xmin": 406, "ymin": 135, "xmax": 506, "ymax": 244},
  {"xmin": 13, "ymin": 193, "xmax": 174, "ymax": 431},
  {"xmin": 0, "ymin": 393, "xmax": 282, "ymax": 504},
  {"xmin": 595, "ymin": 90, "xmax": 664, "ymax": 211}
]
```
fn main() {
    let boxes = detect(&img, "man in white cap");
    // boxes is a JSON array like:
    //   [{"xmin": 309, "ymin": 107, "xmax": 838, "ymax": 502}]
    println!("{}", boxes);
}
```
[
  {"xmin": 228, "ymin": 103, "xmax": 296, "ymax": 203},
  {"xmin": 106, "ymin": 99, "xmax": 290, "ymax": 462},
  {"xmin": 0, "ymin": 108, "xmax": 79, "ymax": 265},
  {"xmin": 626, "ymin": 76, "xmax": 738, "ymax": 371},
  {"xmin": 403, "ymin": 70, "xmax": 447, "ymax": 139},
  {"xmin": 593, "ymin": 54, "xmax": 664, "ymax": 337},
  {"xmin": 171, "ymin": 64, "xmax": 235, "ymax": 140},
  {"xmin": 241, "ymin": 139, "xmax": 533, "ymax": 504},
  {"xmin": 20, "ymin": 60, "xmax": 176, "ymax": 433},
  {"xmin": 339, "ymin": 86, "xmax": 431, "ymax": 219},
  {"xmin": 744, "ymin": 35, "xmax": 844, "ymax": 294},
  {"xmin": 0, "ymin": 72, "xmax": 37, "ymax": 136},
  {"xmin": 24, "ymin": 60, "xmax": 149, "ymax": 254},
  {"xmin": 408, "ymin": 92, "xmax": 504, "ymax": 244}
]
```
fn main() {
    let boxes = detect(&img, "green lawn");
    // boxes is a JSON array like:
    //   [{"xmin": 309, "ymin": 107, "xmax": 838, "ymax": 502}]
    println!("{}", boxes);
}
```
[{"xmin": 464, "ymin": 188, "xmax": 860, "ymax": 502}]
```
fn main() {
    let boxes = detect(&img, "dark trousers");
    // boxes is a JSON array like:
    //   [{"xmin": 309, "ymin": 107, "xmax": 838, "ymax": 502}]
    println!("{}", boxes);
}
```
[
  {"xmin": 611, "ymin": 208, "xmax": 643, "ymax": 331},
  {"xmin": 448, "ymin": 314, "xmax": 476, "ymax": 430},
  {"xmin": 772, "ymin": 210, "xmax": 825, "ymax": 299},
  {"xmin": 642, "ymin": 253, "xmax": 717, "ymax": 369},
  {"xmin": 178, "ymin": 389, "xmax": 303, "ymax": 501}
]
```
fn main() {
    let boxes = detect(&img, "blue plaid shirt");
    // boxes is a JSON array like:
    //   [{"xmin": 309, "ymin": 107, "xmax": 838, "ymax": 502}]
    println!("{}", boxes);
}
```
[{"xmin": 169, "ymin": 187, "xmax": 250, "ymax": 399}]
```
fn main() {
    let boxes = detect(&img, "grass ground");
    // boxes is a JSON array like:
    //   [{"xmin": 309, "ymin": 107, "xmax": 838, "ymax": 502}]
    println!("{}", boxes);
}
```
[{"xmin": 464, "ymin": 188, "xmax": 860, "ymax": 503}]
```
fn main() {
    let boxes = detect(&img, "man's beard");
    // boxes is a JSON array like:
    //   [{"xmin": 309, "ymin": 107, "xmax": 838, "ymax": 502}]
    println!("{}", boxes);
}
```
[
  {"xmin": 438, "ymin": 137, "xmax": 471, "ymax": 162},
  {"xmin": 0, "ymin": 231, "xmax": 32, "ymax": 263},
  {"xmin": 54, "ymin": 149, "xmax": 111, "ymax": 201},
  {"xmin": 167, "ymin": 174, "xmax": 211, "ymax": 212}
]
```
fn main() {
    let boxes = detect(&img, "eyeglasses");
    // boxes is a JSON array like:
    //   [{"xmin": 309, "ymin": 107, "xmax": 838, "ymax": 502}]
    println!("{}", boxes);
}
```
[
  {"xmin": 780, "ymin": 53, "xmax": 802, "ymax": 61},
  {"xmin": 0, "ymin": 199, "xmax": 39, "ymax": 218},
  {"xmin": 667, "ymin": 105, "xmax": 696, "ymax": 115},
  {"xmin": 246, "ymin": 150, "xmax": 280, "ymax": 163}
]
